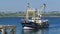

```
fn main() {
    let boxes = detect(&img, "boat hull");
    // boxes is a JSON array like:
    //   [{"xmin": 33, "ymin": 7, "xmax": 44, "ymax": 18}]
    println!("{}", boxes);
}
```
[
  {"xmin": 21, "ymin": 21, "xmax": 49, "ymax": 29},
  {"xmin": 23, "ymin": 27, "xmax": 35, "ymax": 30}
]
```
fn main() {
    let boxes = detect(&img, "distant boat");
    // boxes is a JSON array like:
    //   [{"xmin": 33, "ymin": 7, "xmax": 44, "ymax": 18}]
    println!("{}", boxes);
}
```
[{"xmin": 21, "ymin": 3, "xmax": 49, "ymax": 30}]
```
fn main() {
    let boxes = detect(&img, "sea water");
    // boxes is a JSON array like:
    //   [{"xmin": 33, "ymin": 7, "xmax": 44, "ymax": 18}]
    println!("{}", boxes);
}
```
[{"xmin": 0, "ymin": 17, "xmax": 60, "ymax": 34}]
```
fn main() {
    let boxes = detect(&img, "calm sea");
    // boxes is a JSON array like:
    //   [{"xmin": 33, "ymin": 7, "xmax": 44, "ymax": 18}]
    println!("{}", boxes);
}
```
[{"xmin": 0, "ymin": 17, "xmax": 60, "ymax": 34}]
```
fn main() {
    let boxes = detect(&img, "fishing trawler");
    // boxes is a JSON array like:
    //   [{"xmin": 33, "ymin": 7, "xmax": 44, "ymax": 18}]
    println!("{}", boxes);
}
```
[{"xmin": 21, "ymin": 3, "xmax": 49, "ymax": 29}]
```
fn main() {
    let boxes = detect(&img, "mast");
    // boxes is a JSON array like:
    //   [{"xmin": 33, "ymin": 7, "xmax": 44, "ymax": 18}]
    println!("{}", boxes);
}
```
[
  {"xmin": 27, "ymin": 3, "xmax": 30, "ymax": 9},
  {"xmin": 26, "ymin": 3, "xmax": 36, "ymax": 20},
  {"xmin": 39, "ymin": 3, "xmax": 46, "ymax": 17},
  {"xmin": 26, "ymin": 3, "xmax": 30, "ymax": 20}
]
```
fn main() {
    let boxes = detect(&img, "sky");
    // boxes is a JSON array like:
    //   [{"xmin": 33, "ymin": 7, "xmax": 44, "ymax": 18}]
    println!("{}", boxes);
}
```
[{"xmin": 0, "ymin": 0, "xmax": 60, "ymax": 12}]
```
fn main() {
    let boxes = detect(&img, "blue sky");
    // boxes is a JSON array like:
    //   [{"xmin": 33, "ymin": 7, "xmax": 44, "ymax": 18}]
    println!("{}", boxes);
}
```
[{"xmin": 0, "ymin": 0, "xmax": 60, "ymax": 12}]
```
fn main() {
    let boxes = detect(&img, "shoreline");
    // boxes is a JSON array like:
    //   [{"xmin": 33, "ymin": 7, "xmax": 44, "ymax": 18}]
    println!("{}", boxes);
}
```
[{"xmin": 0, "ymin": 16, "xmax": 60, "ymax": 18}]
